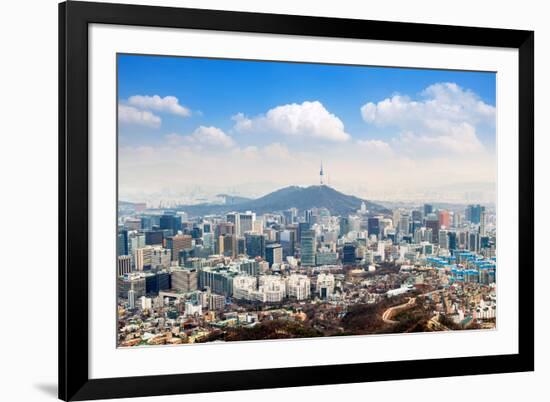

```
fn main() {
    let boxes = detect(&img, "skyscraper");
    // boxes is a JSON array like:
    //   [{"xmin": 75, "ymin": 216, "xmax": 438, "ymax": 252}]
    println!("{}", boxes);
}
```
[
  {"xmin": 424, "ymin": 204, "xmax": 433, "ymax": 216},
  {"xmin": 245, "ymin": 232, "xmax": 266, "ymax": 259},
  {"xmin": 265, "ymin": 243, "xmax": 283, "ymax": 267},
  {"xmin": 439, "ymin": 210, "xmax": 451, "ymax": 229},
  {"xmin": 342, "ymin": 243, "xmax": 356, "ymax": 265},
  {"xmin": 367, "ymin": 217, "xmax": 380, "ymax": 239},
  {"xmin": 166, "ymin": 234, "xmax": 192, "ymax": 261},
  {"xmin": 300, "ymin": 229, "xmax": 316, "ymax": 266},
  {"xmin": 159, "ymin": 214, "xmax": 182, "ymax": 235},
  {"xmin": 425, "ymin": 214, "xmax": 440, "ymax": 243}
]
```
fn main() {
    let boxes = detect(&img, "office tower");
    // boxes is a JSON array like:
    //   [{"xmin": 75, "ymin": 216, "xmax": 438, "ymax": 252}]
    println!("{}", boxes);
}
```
[
  {"xmin": 144, "ymin": 271, "xmax": 171, "ymax": 295},
  {"xmin": 399, "ymin": 213, "xmax": 410, "ymax": 235},
  {"xmin": 202, "ymin": 223, "xmax": 211, "ymax": 233},
  {"xmin": 469, "ymin": 232, "xmax": 480, "ymax": 252},
  {"xmin": 279, "ymin": 230, "xmax": 295, "ymax": 257},
  {"xmin": 316, "ymin": 273, "xmax": 335, "ymax": 299},
  {"xmin": 439, "ymin": 210, "xmax": 450, "ymax": 229},
  {"xmin": 124, "ymin": 218, "xmax": 141, "ymax": 231},
  {"xmin": 151, "ymin": 247, "xmax": 171, "ymax": 268},
  {"xmin": 198, "ymin": 268, "xmax": 235, "ymax": 297},
  {"xmin": 448, "ymin": 231, "xmax": 457, "ymax": 251},
  {"xmin": 424, "ymin": 204, "xmax": 433, "ymax": 216},
  {"xmin": 117, "ymin": 255, "xmax": 132, "ymax": 276},
  {"xmin": 217, "ymin": 222, "xmax": 235, "ymax": 236},
  {"xmin": 128, "ymin": 289, "xmax": 136, "ymax": 309},
  {"xmin": 166, "ymin": 234, "xmax": 192, "ymax": 261},
  {"xmin": 367, "ymin": 217, "xmax": 380, "ymax": 239},
  {"xmin": 304, "ymin": 209, "xmax": 313, "ymax": 224},
  {"xmin": 300, "ymin": 229, "xmax": 316, "ymax": 266},
  {"xmin": 297, "ymin": 221, "xmax": 311, "ymax": 243},
  {"xmin": 226, "ymin": 213, "xmax": 240, "ymax": 236},
  {"xmin": 140, "ymin": 216, "xmax": 153, "ymax": 231},
  {"xmin": 286, "ymin": 274, "xmax": 311, "ymax": 300},
  {"xmin": 237, "ymin": 237, "xmax": 246, "ymax": 255},
  {"xmin": 360, "ymin": 201, "xmax": 367, "ymax": 214},
  {"xmin": 245, "ymin": 232, "xmax": 266, "ymax": 259},
  {"xmin": 265, "ymin": 243, "xmax": 283, "ymax": 266},
  {"xmin": 171, "ymin": 267, "xmax": 198, "ymax": 293},
  {"xmin": 118, "ymin": 274, "xmax": 146, "ymax": 298},
  {"xmin": 128, "ymin": 232, "xmax": 145, "ymax": 258},
  {"xmin": 159, "ymin": 214, "xmax": 182, "ymax": 235},
  {"xmin": 237, "ymin": 259, "xmax": 260, "ymax": 276},
  {"xmin": 117, "ymin": 228, "xmax": 128, "ymax": 256},
  {"xmin": 438, "ymin": 229, "xmax": 449, "ymax": 249},
  {"xmin": 135, "ymin": 246, "xmax": 153, "ymax": 271},
  {"xmin": 466, "ymin": 204, "xmax": 483, "ymax": 224},
  {"xmin": 340, "ymin": 216, "xmax": 350, "ymax": 237},
  {"xmin": 480, "ymin": 208, "xmax": 487, "ymax": 236},
  {"xmin": 425, "ymin": 214, "xmax": 440, "ymax": 243},
  {"xmin": 238, "ymin": 212, "xmax": 255, "ymax": 236},
  {"xmin": 411, "ymin": 209, "xmax": 422, "ymax": 222},
  {"xmin": 342, "ymin": 243, "xmax": 357, "ymax": 265},
  {"xmin": 144, "ymin": 230, "xmax": 164, "ymax": 246},
  {"xmin": 191, "ymin": 226, "xmax": 203, "ymax": 239},
  {"xmin": 219, "ymin": 234, "xmax": 236, "ymax": 258}
]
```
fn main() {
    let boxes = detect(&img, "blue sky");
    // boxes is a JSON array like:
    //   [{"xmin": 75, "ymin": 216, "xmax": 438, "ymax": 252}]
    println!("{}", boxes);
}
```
[{"xmin": 117, "ymin": 54, "xmax": 496, "ymax": 205}]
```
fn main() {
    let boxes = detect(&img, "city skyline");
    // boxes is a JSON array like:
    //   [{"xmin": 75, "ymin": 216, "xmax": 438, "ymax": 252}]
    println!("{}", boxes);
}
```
[{"xmin": 118, "ymin": 55, "xmax": 496, "ymax": 205}]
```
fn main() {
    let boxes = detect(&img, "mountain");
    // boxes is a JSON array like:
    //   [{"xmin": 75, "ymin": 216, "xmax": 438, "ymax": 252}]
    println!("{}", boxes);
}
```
[{"xmin": 178, "ymin": 185, "xmax": 389, "ymax": 217}]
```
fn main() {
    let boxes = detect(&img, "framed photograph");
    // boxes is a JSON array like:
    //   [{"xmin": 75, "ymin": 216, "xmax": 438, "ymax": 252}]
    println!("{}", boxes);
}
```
[{"xmin": 59, "ymin": 1, "xmax": 534, "ymax": 400}]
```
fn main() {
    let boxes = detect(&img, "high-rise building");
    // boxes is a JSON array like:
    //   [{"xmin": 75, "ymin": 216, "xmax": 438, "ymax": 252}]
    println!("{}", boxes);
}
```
[
  {"xmin": 117, "ymin": 255, "xmax": 132, "ymax": 276},
  {"xmin": 438, "ymin": 230, "xmax": 449, "ymax": 249},
  {"xmin": 219, "ymin": 234, "xmax": 237, "ymax": 258},
  {"xmin": 342, "ymin": 243, "xmax": 357, "ymax": 265},
  {"xmin": 151, "ymin": 247, "xmax": 171, "ymax": 268},
  {"xmin": 265, "ymin": 243, "xmax": 283, "ymax": 267},
  {"xmin": 245, "ymin": 233, "xmax": 266, "ymax": 259},
  {"xmin": 300, "ymin": 229, "xmax": 316, "ymax": 266},
  {"xmin": 424, "ymin": 204, "xmax": 433, "ymax": 216},
  {"xmin": 144, "ymin": 230, "xmax": 164, "ymax": 246},
  {"xmin": 367, "ymin": 217, "xmax": 380, "ymax": 239},
  {"xmin": 117, "ymin": 228, "xmax": 128, "ymax": 256},
  {"xmin": 439, "ymin": 210, "xmax": 451, "ymax": 229},
  {"xmin": 448, "ymin": 231, "xmax": 457, "ymax": 251},
  {"xmin": 399, "ymin": 213, "xmax": 410, "ymax": 235},
  {"xmin": 166, "ymin": 234, "xmax": 192, "ymax": 261},
  {"xmin": 135, "ymin": 246, "xmax": 153, "ymax": 271},
  {"xmin": 279, "ymin": 230, "xmax": 295, "ymax": 257},
  {"xmin": 159, "ymin": 214, "xmax": 182, "ymax": 235},
  {"xmin": 340, "ymin": 216, "xmax": 350, "ymax": 237},
  {"xmin": 171, "ymin": 267, "xmax": 198, "ymax": 293},
  {"xmin": 425, "ymin": 214, "xmax": 440, "ymax": 243},
  {"xmin": 466, "ymin": 204, "xmax": 483, "ymax": 224}
]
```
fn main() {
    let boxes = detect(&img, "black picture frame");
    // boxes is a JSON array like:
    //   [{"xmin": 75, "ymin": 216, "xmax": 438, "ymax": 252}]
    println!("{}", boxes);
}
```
[{"xmin": 59, "ymin": 1, "xmax": 534, "ymax": 400}]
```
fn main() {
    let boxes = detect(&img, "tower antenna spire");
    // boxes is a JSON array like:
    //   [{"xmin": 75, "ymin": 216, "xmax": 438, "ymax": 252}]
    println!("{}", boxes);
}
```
[{"xmin": 320, "ymin": 161, "xmax": 324, "ymax": 185}]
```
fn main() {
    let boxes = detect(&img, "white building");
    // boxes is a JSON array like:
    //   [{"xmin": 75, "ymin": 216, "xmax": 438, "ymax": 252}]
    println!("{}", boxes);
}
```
[
  {"xmin": 151, "ymin": 247, "xmax": 171, "ymax": 268},
  {"xmin": 184, "ymin": 302, "xmax": 203, "ymax": 317},
  {"xmin": 232, "ymin": 275, "xmax": 258, "ymax": 300},
  {"xmin": 286, "ymin": 274, "xmax": 311, "ymax": 300},
  {"xmin": 316, "ymin": 273, "xmax": 335, "ymax": 299}
]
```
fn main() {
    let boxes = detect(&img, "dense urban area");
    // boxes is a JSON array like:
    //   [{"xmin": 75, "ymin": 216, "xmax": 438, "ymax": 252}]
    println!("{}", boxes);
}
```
[{"xmin": 117, "ymin": 172, "xmax": 496, "ymax": 347}]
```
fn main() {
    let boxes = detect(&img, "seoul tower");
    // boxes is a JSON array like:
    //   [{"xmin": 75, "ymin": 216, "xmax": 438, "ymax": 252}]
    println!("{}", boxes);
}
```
[{"xmin": 320, "ymin": 161, "xmax": 324, "ymax": 185}]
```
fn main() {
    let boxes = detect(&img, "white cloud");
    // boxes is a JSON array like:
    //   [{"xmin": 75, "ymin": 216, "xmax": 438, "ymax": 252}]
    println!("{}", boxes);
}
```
[
  {"xmin": 127, "ymin": 95, "xmax": 191, "ymax": 117},
  {"xmin": 360, "ymin": 82, "xmax": 495, "ymax": 129},
  {"xmin": 233, "ymin": 101, "xmax": 350, "ymax": 142},
  {"xmin": 356, "ymin": 139, "xmax": 394, "ymax": 157},
  {"xmin": 360, "ymin": 82, "xmax": 494, "ymax": 156},
  {"xmin": 118, "ymin": 104, "xmax": 161, "ymax": 128},
  {"xmin": 168, "ymin": 126, "xmax": 235, "ymax": 148}
]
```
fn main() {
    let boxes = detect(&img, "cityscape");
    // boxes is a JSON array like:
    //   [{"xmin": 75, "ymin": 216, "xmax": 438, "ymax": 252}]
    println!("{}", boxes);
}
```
[{"xmin": 117, "ymin": 55, "xmax": 496, "ymax": 347}]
